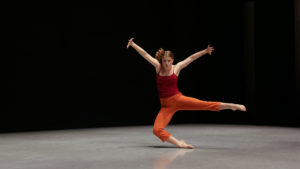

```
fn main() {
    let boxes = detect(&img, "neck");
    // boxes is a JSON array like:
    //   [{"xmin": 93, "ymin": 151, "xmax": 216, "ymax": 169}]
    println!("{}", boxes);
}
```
[
  {"xmin": 163, "ymin": 65, "xmax": 172, "ymax": 72},
  {"xmin": 161, "ymin": 65, "xmax": 173, "ymax": 75}
]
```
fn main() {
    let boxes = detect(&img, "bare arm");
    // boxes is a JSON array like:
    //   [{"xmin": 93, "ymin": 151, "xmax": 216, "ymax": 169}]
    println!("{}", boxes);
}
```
[
  {"xmin": 127, "ymin": 38, "xmax": 160, "ymax": 69},
  {"xmin": 176, "ymin": 45, "xmax": 214, "ymax": 72}
]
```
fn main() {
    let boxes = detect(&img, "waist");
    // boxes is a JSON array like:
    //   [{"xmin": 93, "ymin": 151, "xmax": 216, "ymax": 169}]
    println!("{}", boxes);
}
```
[
  {"xmin": 159, "ymin": 92, "xmax": 182, "ymax": 106},
  {"xmin": 159, "ymin": 91, "xmax": 181, "ymax": 99}
]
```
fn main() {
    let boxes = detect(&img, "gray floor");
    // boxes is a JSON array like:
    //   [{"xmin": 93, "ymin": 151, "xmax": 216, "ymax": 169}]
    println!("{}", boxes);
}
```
[{"xmin": 1, "ymin": 124, "xmax": 300, "ymax": 169}]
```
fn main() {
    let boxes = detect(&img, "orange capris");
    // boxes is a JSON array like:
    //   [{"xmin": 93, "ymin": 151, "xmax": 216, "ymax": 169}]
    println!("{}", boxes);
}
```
[{"xmin": 153, "ymin": 93, "xmax": 221, "ymax": 142}]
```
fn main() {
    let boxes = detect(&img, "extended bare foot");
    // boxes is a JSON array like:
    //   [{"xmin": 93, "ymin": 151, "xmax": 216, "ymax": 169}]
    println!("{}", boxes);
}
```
[
  {"xmin": 232, "ymin": 104, "xmax": 246, "ymax": 111},
  {"xmin": 179, "ymin": 139, "xmax": 194, "ymax": 149},
  {"xmin": 220, "ymin": 103, "xmax": 246, "ymax": 111}
]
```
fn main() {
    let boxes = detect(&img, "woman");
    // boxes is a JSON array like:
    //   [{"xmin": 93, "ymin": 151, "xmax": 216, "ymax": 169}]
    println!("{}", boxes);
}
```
[{"xmin": 127, "ymin": 38, "xmax": 246, "ymax": 149}]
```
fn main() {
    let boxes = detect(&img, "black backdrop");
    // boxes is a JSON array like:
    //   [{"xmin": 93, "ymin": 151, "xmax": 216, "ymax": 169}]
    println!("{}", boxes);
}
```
[{"xmin": 7, "ymin": 0, "xmax": 297, "ymax": 132}]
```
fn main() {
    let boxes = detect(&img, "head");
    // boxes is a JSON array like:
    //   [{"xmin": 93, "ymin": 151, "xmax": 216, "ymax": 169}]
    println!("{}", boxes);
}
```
[{"xmin": 155, "ymin": 48, "xmax": 174, "ymax": 69}]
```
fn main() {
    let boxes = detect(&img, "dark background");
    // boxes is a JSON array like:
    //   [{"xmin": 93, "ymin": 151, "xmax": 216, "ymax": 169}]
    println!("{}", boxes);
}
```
[{"xmin": 6, "ymin": 0, "xmax": 298, "ymax": 132}]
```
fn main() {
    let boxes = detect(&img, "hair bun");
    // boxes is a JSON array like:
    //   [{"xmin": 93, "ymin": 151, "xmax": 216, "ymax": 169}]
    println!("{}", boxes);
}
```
[{"xmin": 155, "ymin": 48, "xmax": 165, "ymax": 63}]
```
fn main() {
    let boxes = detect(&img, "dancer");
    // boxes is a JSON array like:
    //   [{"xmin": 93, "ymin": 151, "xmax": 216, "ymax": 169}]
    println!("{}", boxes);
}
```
[{"xmin": 127, "ymin": 38, "xmax": 246, "ymax": 149}]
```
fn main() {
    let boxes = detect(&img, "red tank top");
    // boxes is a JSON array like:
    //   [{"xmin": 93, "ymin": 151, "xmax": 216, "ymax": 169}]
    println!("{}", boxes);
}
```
[{"xmin": 156, "ymin": 71, "xmax": 180, "ymax": 98}]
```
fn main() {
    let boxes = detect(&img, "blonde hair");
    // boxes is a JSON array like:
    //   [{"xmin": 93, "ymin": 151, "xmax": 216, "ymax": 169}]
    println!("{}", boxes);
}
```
[{"xmin": 155, "ymin": 48, "xmax": 174, "ymax": 63}]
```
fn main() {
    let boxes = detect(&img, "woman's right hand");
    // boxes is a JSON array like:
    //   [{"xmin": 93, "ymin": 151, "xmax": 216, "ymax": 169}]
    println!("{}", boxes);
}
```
[{"xmin": 126, "ymin": 37, "xmax": 134, "ymax": 48}]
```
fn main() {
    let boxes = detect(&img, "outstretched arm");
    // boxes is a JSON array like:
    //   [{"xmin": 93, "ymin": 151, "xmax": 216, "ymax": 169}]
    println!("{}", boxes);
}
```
[
  {"xmin": 176, "ymin": 45, "xmax": 214, "ymax": 72},
  {"xmin": 127, "ymin": 38, "xmax": 160, "ymax": 69}
]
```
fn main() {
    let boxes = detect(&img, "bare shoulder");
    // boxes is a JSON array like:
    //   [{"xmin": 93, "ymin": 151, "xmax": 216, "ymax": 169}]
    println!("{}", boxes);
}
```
[
  {"xmin": 173, "ymin": 64, "xmax": 181, "ymax": 76},
  {"xmin": 155, "ymin": 64, "xmax": 161, "ymax": 74}
]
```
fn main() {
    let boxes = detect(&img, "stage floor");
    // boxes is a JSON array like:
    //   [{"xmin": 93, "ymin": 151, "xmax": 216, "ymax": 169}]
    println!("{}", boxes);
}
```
[{"xmin": 1, "ymin": 124, "xmax": 300, "ymax": 169}]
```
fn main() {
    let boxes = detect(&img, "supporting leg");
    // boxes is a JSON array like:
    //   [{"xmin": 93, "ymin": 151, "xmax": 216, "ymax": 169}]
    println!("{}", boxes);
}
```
[
  {"xmin": 153, "ymin": 107, "xmax": 194, "ymax": 148},
  {"xmin": 153, "ymin": 108, "xmax": 176, "ymax": 142}
]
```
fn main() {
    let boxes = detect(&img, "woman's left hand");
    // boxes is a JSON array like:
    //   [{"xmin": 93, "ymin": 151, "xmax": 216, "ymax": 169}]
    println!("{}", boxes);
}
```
[{"xmin": 206, "ymin": 45, "xmax": 214, "ymax": 55}]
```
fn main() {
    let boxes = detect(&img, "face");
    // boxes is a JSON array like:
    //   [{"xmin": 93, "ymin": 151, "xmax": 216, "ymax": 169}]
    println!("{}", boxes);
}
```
[{"xmin": 162, "ymin": 55, "xmax": 173, "ymax": 69}]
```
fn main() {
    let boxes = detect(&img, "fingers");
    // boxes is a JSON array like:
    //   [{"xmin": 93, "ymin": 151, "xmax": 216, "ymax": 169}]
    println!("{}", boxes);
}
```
[
  {"xmin": 126, "ymin": 37, "xmax": 134, "ymax": 48},
  {"xmin": 126, "ymin": 42, "xmax": 130, "ymax": 48},
  {"xmin": 207, "ymin": 44, "xmax": 214, "ymax": 55},
  {"xmin": 128, "ymin": 37, "xmax": 134, "ymax": 43}
]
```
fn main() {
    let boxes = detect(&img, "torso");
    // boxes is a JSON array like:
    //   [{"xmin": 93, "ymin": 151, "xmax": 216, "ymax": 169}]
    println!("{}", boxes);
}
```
[{"xmin": 156, "ymin": 65, "xmax": 180, "ymax": 98}]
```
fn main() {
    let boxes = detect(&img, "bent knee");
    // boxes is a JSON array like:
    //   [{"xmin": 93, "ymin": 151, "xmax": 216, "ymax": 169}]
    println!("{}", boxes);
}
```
[{"xmin": 153, "ymin": 128, "xmax": 164, "ymax": 137}]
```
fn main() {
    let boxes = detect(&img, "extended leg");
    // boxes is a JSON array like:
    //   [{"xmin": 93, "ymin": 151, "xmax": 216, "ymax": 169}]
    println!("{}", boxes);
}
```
[
  {"xmin": 175, "ymin": 94, "xmax": 246, "ymax": 112},
  {"xmin": 175, "ymin": 94, "xmax": 221, "ymax": 111}
]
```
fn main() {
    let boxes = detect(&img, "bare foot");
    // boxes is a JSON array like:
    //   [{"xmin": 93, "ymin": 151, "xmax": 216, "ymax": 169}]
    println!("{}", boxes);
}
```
[
  {"xmin": 179, "ymin": 139, "xmax": 194, "ymax": 149},
  {"xmin": 231, "ymin": 104, "xmax": 246, "ymax": 111},
  {"xmin": 236, "ymin": 104, "xmax": 246, "ymax": 111}
]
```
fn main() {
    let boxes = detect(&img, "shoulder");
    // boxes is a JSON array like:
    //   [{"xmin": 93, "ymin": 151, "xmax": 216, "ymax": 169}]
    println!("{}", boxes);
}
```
[
  {"xmin": 173, "ymin": 64, "xmax": 181, "ymax": 76},
  {"xmin": 155, "ymin": 64, "xmax": 161, "ymax": 74}
]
